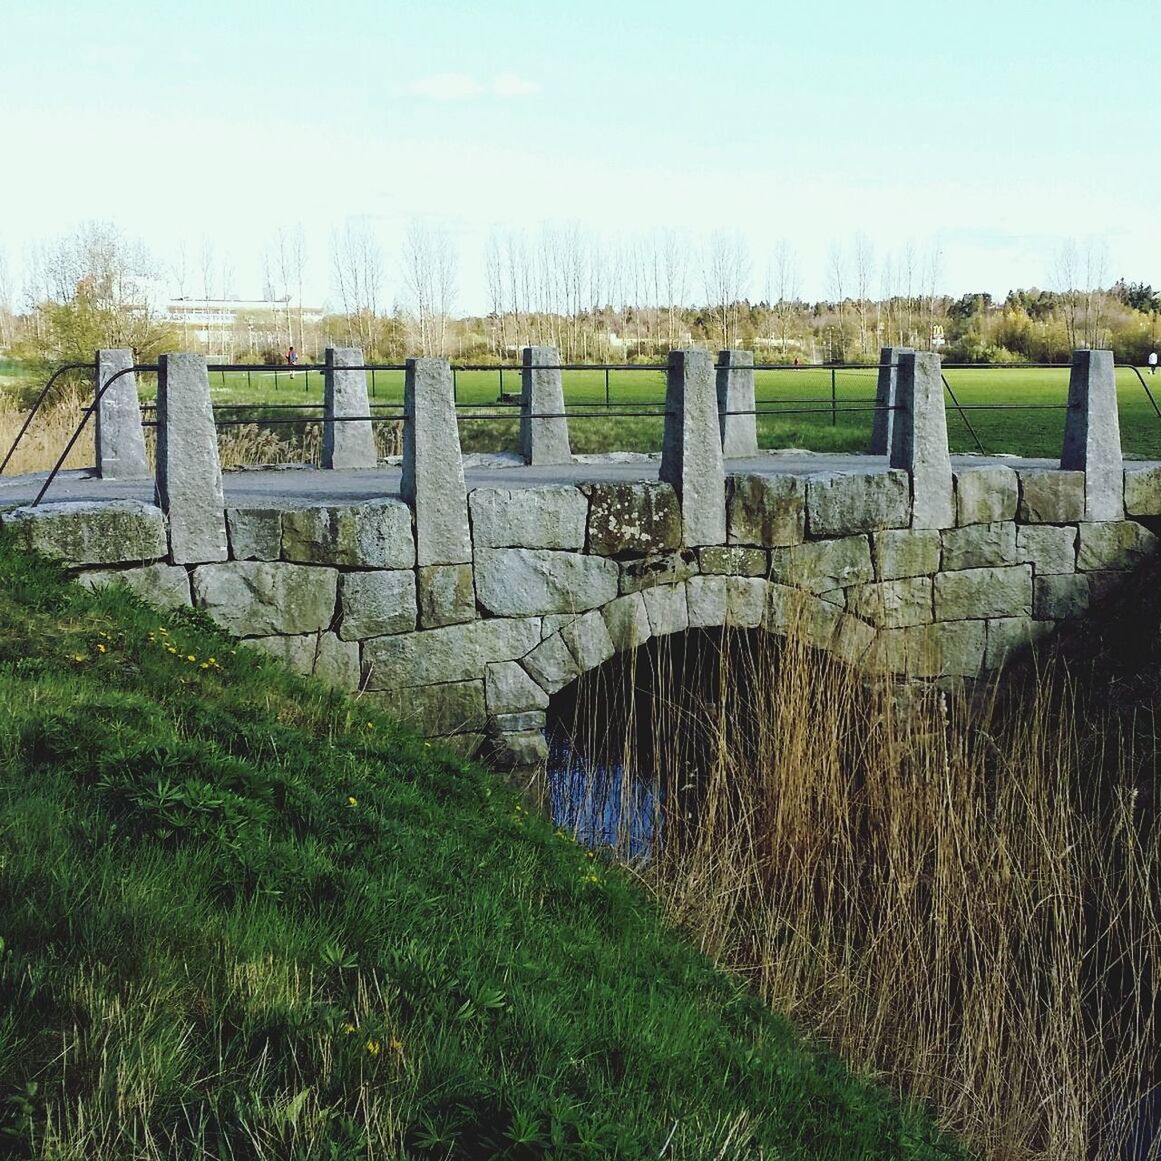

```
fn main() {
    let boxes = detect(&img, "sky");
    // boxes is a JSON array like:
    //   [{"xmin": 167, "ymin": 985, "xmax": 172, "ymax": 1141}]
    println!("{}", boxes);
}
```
[{"xmin": 2, "ymin": 0, "xmax": 1159, "ymax": 314}]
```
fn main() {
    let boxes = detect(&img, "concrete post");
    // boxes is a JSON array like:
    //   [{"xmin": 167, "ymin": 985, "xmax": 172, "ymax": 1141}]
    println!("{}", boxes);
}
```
[
  {"xmin": 323, "ymin": 347, "xmax": 376, "ymax": 469},
  {"xmin": 716, "ymin": 349, "xmax": 758, "ymax": 457},
  {"xmin": 156, "ymin": 353, "xmax": 228, "ymax": 563},
  {"xmin": 890, "ymin": 351, "xmax": 953, "ymax": 530},
  {"xmin": 661, "ymin": 348, "xmax": 726, "ymax": 545},
  {"xmin": 520, "ymin": 345, "xmax": 571, "ymax": 465},
  {"xmin": 869, "ymin": 346, "xmax": 912, "ymax": 455},
  {"xmin": 402, "ymin": 357, "xmax": 471, "ymax": 565},
  {"xmin": 1061, "ymin": 348, "xmax": 1124, "ymax": 521},
  {"xmin": 94, "ymin": 349, "xmax": 150, "ymax": 479}
]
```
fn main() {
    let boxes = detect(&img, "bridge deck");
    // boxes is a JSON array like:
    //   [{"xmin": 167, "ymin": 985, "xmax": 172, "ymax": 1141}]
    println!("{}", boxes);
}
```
[{"xmin": 0, "ymin": 451, "xmax": 1089, "ymax": 511}]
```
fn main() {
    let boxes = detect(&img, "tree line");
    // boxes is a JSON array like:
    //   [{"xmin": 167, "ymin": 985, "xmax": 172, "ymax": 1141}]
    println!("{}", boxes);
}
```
[{"xmin": 0, "ymin": 222, "xmax": 1157, "ymax": 372}]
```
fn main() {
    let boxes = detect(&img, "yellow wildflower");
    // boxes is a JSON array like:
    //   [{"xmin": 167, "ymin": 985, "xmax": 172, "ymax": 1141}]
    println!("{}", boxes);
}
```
[
  {"xmin": 186, "ymin": 654, "xmax": 197, "ymax": 663},
  {"xmin": 365, "ymin": 1039, "xmax": 381, "ymax": 1056},
  {"xmin": 347, "ymin": 796, "xmax": 358, "ymax": 807},
  {"xmin": 340, "ymin": 1022, "xmax": 357, "ymax": 1035},
  {"xmin": 95, "ymin": 643, "xmax": 107, "ymax": 654}
]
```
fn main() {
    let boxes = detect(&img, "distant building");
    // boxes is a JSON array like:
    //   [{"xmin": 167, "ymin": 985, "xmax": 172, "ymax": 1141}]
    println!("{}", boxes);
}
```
[{"xmin": 165, "ymin": 297, "xmax": 323, "ymax": 353}]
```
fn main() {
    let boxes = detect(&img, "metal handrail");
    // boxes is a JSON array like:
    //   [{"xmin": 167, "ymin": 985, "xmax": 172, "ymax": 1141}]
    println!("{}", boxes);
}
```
[{"xmin": 0, "ymin": 362, "xmax": 95, "ymax": 475}]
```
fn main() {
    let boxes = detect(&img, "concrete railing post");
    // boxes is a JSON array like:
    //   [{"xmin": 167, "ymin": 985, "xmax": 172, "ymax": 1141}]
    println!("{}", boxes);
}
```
[
  {"xmin": 1061, "ymin": 348, "xmax": 1124, "ymax": 521},
  {"xmin": 661, "ymin": 348, "xmax": 726, "ymax": 545},
  {"xmin": 94, "ymin": 348, "xmax": 149, "ymax": 479},
  {"xmin": 402, "ymin": 357, "xmax": 471, "ymax": 565},
  {"xmin": 890, "ymin": 350, "xmax": 953, "ymax": 529},
  {"xmin": 520, "ymin": 345, "xmax": 571, "ymax": 465},
  {"xmin": 323, "ymin": 347, "xmax": 376, "ymax": 469},
  {"xmin": 156, "ymin": 353, "xmax": 228, "ymax": 563},
  {"xmin": 869, "ymin": 346, "xmax": 912, "ymax": 455},
  {"xmin": 716, "ymin": 348, "xmax": 758, "ymax": 457}
]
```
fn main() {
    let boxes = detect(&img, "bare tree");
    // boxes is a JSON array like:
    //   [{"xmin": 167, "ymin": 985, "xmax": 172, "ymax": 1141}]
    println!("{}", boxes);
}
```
[
  {"xmin": 401, "ymin": 222, "xmax": 457, "ymax": 357},
  {"xmin": 484, "ymin": 229, "xmax": 505, "ymax": 356},
  {"xmin": 853, "ymin": 233, "xmax": 875, "ymax": 357},
  {"xmin": 768, "ymin": 240, "xmax": 799, "ymax": 357},
  {"xmin": 659, "ymin": 229, "xmax": 688, "ymax": 350},
  {"xmin": 331, "ymin": 219, "xmax": 383, "ymax": 352},
  {"xmin": 1053, "ymin": 238, "xmax": 1109, "ymax": 350},
  {"xmin": 826, "ymin": 241, "xmax": 848, "ymax": 360},
  {"xmin": 704, "ymin": 231, "xmax": 750, "ymax": 349}
]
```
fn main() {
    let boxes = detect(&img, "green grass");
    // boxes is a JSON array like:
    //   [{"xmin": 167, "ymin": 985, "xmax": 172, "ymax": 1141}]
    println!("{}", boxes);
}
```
[{"xmin": 0, "ymin": 534, "xmax": 965, "ymax": 1159}]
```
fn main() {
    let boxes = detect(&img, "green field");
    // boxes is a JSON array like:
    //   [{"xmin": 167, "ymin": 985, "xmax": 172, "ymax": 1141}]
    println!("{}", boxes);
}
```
[{"xmin": 10, "ymin": 360, "xmax": 1161, "ymax": 462}]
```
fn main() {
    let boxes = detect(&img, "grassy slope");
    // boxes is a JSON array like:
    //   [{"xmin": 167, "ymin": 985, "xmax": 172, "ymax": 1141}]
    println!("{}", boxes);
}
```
[{"xmin": 0, "ymin": 534, "xmax": 964, "ymax": 1159}]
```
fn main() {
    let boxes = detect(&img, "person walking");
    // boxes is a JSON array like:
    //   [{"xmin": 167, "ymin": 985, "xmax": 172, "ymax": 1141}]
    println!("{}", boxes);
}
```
[
  {"xmin": 1149, "ymin": 350, "xmax": 1158, "ymax": 376},
  {"xmin": 287, "ymin": 345, "xmax": 298, "ymax": 379}
]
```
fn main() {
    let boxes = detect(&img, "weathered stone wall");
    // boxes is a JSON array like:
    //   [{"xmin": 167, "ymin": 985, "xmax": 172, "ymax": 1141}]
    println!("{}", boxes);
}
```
[{"xmin": 5, "ymin": 462, "xmax": 1160, "ymax": 767}]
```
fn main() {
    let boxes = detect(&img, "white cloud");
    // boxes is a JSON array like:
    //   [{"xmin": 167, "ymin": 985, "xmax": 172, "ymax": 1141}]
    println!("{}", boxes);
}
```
[
  {"xmin": 490, "ymin": 72, "xmax": 541, "ymax": 98},
  {"xmin": 406, "ymin": 72, "xmax": 485, "ymax": 101}
]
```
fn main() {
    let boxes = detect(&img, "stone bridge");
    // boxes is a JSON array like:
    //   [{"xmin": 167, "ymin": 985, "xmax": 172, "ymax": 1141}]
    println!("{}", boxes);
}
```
[{"xmin": 3, "ymin": 345, "xmax": 1160, "ymax": 767}]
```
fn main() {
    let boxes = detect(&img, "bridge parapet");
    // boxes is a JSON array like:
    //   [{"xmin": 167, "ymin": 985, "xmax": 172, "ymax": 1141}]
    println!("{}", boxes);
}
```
[{"xmin": 5, "ymin": 346, "xmax": 1159, "ymax": 768}]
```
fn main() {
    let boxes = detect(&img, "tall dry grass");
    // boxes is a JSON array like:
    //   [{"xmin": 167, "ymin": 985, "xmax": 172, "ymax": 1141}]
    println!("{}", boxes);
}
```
[
  {"xmin": 554, "ymin": 629, "xmax": 1161, "ymax": 1161},
  {"xmin": 0, "ymin": 392, "xmax": 405, "ymax": 475}
]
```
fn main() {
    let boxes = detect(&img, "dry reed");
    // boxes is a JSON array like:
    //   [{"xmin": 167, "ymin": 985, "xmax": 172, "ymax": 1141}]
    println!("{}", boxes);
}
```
[{"xmin": 554, "ymin": 629, "xmax": 1161, "ymax": 1161}]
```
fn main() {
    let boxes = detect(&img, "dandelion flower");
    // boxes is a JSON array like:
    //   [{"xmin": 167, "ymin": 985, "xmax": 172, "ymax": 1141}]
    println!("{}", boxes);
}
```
[
  {"xmin": 95, "ymin": 643, "xmax": 107, "ymax": 654},
  {"xmin": 347, "ymin": 796, "xmax": 358, "ymax": 807},
  {"xmin": 365, "ymin": 1039, "xmax": 381, "ymax": 1056},
  {"xmin": 341, "ymin": 1022, "xmax": 357, "ymax": 1035}
]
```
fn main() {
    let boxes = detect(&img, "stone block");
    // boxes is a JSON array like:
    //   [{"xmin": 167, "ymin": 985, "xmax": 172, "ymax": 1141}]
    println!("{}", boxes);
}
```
[
  {"xmin": 362, "ymin": 617, "xmax": 541, "ymax": 690},
  {"xmin": 541, "ymin": 613, "xmax": 579, "ymax": 637},
  {"xmin": 642, "ymin": 583, "xmax": 689, "ymax": 637},
  {"xmin": 227, "ymin": 508, "xmax": 282, "ymax": 561},
  {"xmin": 1124, "ymin": 466, "xmax": 1161, "ymax": 517},
  {"xmin": 470, "ymin": 486, "xmax": 588, "ymax": 550},
  {"xmin": 474, "ymin": 548, "xmax": 619, "ymax": 616},
  {"xmin": 660, "ymin": 348, "xmax": 727, "ymax": 546},
  {"xmin": 402, "ymin": 357, "xmax": 471, "ymax": 566},
  {"xmin": 156, "ymin": 353, "xmax": 228, "ymax": 564},
  {"xmin": 698, "ymin": 545, "xmax": 767, "ymax": 575},
  {"xmin": 585, "ymin": 482, "xmax": 681, "ymax": 557},
  {"xmin": 440, "ymin": 733, "xmax": 486, "ymax": 758},
  {"xmin": 521, "ymin": 345, "xmax": 571, "ymax": 465},
  {"xmin": 521, "ymin": 633, "xmax": 582, "ymax": 694},
  {"xmin": 417, "ymin": 563, "xmax": 476, "ymax": 628},
  {"xmin": 488, "ymin": 729, "xmax": 549, "ymax": 768},
  {"xmin": 282, "ymin": 501, "xmax": 414, "ymax": 568},
  {"xmin": 601, "ymin": 593, "xmax": 652, "ymax": 652},
  {"xmin": 890, "ymin": 351, "xmax": 953, "ymax": 530},
  {"xmin": 339, "ymin": 570, "xmax": 417, "ymax": 640},
  {"xmin": 764, "ymin": 584, "xmax": 842, "ymax": 649},
  {"xmin": 560, "ymin": 610, "xmax": 615, "ymax": 672},
  {"xmin": 492, "ymin": 710, "xmax": 547, "ymax": 733},
  {"xmin": 619, "ymin": 551, "xmax": 698, "ymax": 593},
  {"xmin": 192, "ymin": 561, "xmax": 338, "ymax": 636},
  {"xmin": 725, "ymin": 577, "xmax": 768, "ymax": 628},
  {"xmin": 95, "ymin": 349, "xmax": 149, "ymax": 480},
  {"xmin": 1033, "ymin": 573, "xmax": 1089, "ymax": 620},
  {"xmin": 247, "ymin": 631, "xmax": 359, "ymax": 690},
  {"xmin": 1061, "ymin": 349, "xmax": 1123, "ymax": 521},
  {"xmin": 717, "ymin": 349, "xmax": 758, "ymax": 457},
  {"xmin": 805, "ymin": 469, "xmax": 910, "ymax": 537},
  {"xmin": 869, "ymin": 621, "xmax": 986, "ymax": 678},
  {"xmin": 984, "ymin": 617, "xmax": 1055, "ymax": 670},
  {"xmin": 954, "ymin": 466, "xmax": 1018, "ymax": 526},
  {"xmin": 1076, "ymin": 520, "xmax": 1158, "ymax": 571},
  {"xmin": 933, "ymin": 564, "xmax": 1032, "ymax": 621},
  {"xmin": 1017, "ymin": 470, "xmax": 1085, "ymax": 523},
  {"xmin": 941, "ymin": 522, "xmax": 1019, "ymax": 571},
  {"xmin": 1016, "ymin": 525, "xmax": 1077, "ymax": 575},
  {"xmin": 831, "ymin": 614, "xmax": 878, "ymax": 665},
  {"xmin": 3, "ymin": 500, "xmax": 167, "ymax": 566},
  {"xmin": 872, "ymin": 528, "xmax": 941, "ymax": 580},
  {"xmin": 847, "ymin": 578, "xmax": 933, "ymax": 628},
  {"xmin": 322, "ymin": 347, "xmax": 376, "ymax": 469},
  {"xmin": 75, "ymin": 562, "xmax": 192, "ymax": 609},
  {"xmin": 869, "ymin": 347, "xmax": 910, "ymax": 455},
  {"xmin": 485, "ymin": 661, "xmax": 550, "ymax": 714},
  {"xmin": 727, "ymin": 474, "xmax": 805, "ymax": 546},
  {"xmin": 686, "ymin": 575, "xmax": 728, "ymax": 628},
  {"xmin": 769, "ymin": 535, "xmax": 874, "ymax": 594},
  {"xmin": 372, "ymin": 680, "xmax": 487, "ymax": 736}
]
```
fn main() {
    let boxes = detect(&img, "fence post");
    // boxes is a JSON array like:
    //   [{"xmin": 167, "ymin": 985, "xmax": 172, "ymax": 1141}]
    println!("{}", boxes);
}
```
[
  {"xmin": 322, "ymin": 347, "xmax": 376, "ymax": 469},
  {"xmin": 661, "ymin": 348, "xmax": 726, "ymax": 546},
  {"xmin": 1061, "ymin": 348, "xmax": 1124, "ymax": 520},
  {"xmin": 94, "ymin": 348, "xmax": 150, "ymax": 479},
  {"xmin": 402, "ymin": 357, "xmax": 472, "ymax": 567},
  {"xmin": 890, "ymin": 351, "xmax": 954, "ymax": 530},
  {"xmin": 869, "ymin": 346, "xmax": 912, "ymax": 455},
  {"xmin": 716, "ymin": 348, "xmax": 758, "ymax": 456},
  {"xmin": 830, "ymin": 367, "xmax": 837, "ymax": 426},
  {"xmin": 156, "ymin": 353, "xmax": 228, "ymax": 563},
  {"xmin": 520, "ymin": 346, "xmax": 571, "ymax": 465}
]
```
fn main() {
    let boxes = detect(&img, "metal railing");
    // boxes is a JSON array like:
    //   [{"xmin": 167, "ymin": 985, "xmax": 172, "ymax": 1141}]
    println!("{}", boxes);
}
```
[{"xmin": 12, "ymin": 356, "xmax": 1161, "ymax": 506}]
